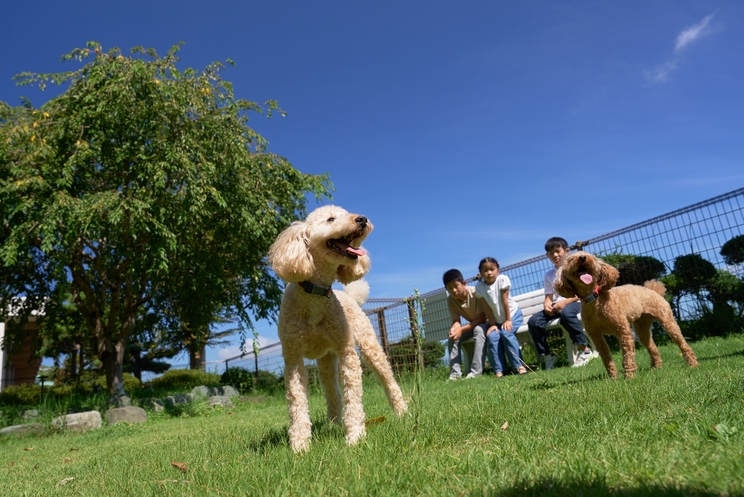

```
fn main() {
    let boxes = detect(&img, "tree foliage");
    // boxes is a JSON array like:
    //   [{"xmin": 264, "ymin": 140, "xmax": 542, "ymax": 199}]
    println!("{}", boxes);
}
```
[
  {"xmin": 0, "ymin": 42, "xmax": 331, "ymax": 395},
  {"xmin": 599, "ymin": 253, "xmax": 666, "ymax": 287},
  {"xmin": 720, "ymin": 234, "xmax": 744, "ymax": 266}
]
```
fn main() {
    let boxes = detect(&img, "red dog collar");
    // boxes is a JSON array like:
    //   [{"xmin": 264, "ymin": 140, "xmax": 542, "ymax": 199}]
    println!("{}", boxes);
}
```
[{"xmin": 581, "ymin": 285, "xmax": 600, "ymax": 304}]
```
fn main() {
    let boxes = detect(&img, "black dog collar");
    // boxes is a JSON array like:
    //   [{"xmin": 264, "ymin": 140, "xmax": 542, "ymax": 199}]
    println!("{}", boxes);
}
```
[
  {"xmin": 298, "ymin": 281, "xmax": 332, "ymax": 298},
  {"xmin": 581, "ymin": 285, "xmax": 600, "ymax": 304}
]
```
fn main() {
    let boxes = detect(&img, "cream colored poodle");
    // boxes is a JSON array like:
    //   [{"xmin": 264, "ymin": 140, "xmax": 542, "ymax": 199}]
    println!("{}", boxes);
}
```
[
  {"xmin": 554, "ymin": 251, "xmax": 698, "ymax": 379},
  {"xmin": 268, "ymin": 205, "xmax": 408, "ymax": 452}
]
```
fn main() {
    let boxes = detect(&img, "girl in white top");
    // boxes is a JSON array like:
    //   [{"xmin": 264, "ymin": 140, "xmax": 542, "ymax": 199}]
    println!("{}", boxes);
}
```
[{"xmin": 475, "ymin": 257, "xmax": 526, "ymax": 377}]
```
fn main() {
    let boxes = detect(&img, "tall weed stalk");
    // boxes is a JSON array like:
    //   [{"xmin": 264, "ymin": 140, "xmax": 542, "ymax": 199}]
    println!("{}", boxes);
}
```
[{"xmin": 406, "ymin": 289, "xmax": 425, "ymax": 444}]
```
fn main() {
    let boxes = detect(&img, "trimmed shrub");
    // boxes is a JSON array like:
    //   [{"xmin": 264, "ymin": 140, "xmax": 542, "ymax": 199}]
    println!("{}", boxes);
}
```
[
  {"xmin": 721, "ymin": 234, "xmax": 744, "ymax": 266},
  {"xmin": 150, "ymin": 368, "xmax": 221, "ymax": 390},
  {"xmin": 50, "ymin": 371, "xmax": 140, "ymax": 396},
  {"xmin": 221, "ymin": 367, "xmax": 282, "ymax": 394},
  {"xmin": 0, "ymin": 383, "xmax": 42, "ymax": 406},
  {"xmin": 601, "ymin": 253, "xmax": 666, "ymax": 287}
]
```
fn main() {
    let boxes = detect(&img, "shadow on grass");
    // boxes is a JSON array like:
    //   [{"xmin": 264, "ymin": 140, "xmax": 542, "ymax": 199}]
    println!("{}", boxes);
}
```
[
  {"xmin": 484, "ymin": 478, "xmax": 738, "ymax": 497},
  {"xmin": 525, "ymin": 373, "xmax": 608, "ymax": 391},
  {"xmin": 247, "ymin": 418, "xmax": 344, "ymax": 452},
  {"xmin": 696, "ymin": 348, "xmax": 744, "ymax": 362}
]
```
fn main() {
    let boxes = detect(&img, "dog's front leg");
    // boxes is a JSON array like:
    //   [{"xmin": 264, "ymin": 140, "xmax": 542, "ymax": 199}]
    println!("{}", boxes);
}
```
[
  {"xmin": 339, "ymin": 345, "xmax": 366, "ymax": 446},
  {"xmin": 284, "ymin": 355, "xmax": 312, "ymax": 452},
  {"xmin": 587, "ymin": 328, "xmax": 618, "ymax": 379},
  {"xmin": 616, "ymin": 322, "xmax": 638, "ymax": 379},
  {"xmin": 355, "ymin": 321, "xmax": 408, "ymax": 416},
  {"xmin": 317, "ymin": 352, "xmax": 342, "ymax": 424}
]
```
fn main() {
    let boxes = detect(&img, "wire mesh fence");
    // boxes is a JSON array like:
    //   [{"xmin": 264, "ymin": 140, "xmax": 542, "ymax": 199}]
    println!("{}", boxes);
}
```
[
  {"xmin": 5, "ymin": 187, "xmax": 744, "ymax": 387},
  {"xmin": 360, "ymin": 186, "xmax": 744, "ymax": 371}
]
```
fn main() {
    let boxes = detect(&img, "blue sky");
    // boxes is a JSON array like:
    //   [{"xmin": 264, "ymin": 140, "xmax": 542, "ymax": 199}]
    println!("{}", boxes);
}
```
[{"xmin": 2, "ymin": 1, "xmax": 742, "ymax": 364}]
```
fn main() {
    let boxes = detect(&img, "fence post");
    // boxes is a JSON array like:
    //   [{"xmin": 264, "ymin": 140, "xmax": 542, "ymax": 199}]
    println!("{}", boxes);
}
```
[{"xmin": 376, "ymin": 310, "xmax": 390, "ymax": 357}]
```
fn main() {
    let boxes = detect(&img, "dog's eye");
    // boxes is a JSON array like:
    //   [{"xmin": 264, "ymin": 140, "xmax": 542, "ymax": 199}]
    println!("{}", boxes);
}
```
[{"xmin": 327, "ymin": 217, "xmax": 335, "ymax": 222}]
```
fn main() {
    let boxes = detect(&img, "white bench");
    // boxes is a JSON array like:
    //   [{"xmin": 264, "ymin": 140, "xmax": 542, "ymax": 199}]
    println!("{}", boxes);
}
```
[{"xmin": 460, "ymin": 289, "xmax": 593, "ymax": 372}]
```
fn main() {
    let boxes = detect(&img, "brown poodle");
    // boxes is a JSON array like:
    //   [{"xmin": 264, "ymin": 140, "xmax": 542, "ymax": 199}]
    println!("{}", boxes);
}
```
[
  {"xmin": 268, "ymin": 205, "xmax": 407, "ymax": 452},
  {"xmin": 554, "ymin": 251, "xmax": 698, "ymax": 379}
]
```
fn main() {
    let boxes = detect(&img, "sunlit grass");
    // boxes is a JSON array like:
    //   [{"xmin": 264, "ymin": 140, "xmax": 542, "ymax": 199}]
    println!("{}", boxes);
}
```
[{"xmin": 1, "ymin": 335, "xmax": 743, "ymax": 496}]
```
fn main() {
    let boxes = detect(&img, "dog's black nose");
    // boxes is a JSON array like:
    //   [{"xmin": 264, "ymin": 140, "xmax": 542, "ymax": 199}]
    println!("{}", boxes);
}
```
[
  {"xmin": 355, "ymin": 216, "xmax": 368, "ymax": 226},
  {"xmin": 579, "ymin": 255, "xmax": 586, "ymax": 263}
]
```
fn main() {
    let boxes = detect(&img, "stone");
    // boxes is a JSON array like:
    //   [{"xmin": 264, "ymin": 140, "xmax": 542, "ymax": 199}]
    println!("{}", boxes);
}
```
[
  {"xmin": 52, "ymin": 411, "xmax": 102, "ymax": 432},
  {"xmin": 0, "ymin": 423, "xmax": 45, "ymax": 436},
  {"xmin": 106, "ymin": 406, "xmax": 147, "ymax": 425},
  {"xmin": 191, "ymin": 385, "xmax": 211, "ymax": 398},
  {"xmin": 140, "ymin": 398, "xmax": 165, "ymax": 412},
  {"xmin": 107, "ymin": 395, "xmax": 132, "ymax": 407},
  {"xmin": 207, "ymin": 395, "xmax": 234, "ymax": 408},
  {"xmin": 21, "ymin": 409, "xmax": 39, "ymax": 420},
  {"xmin": 217, "ymin": 385, "xmax": 239, "ymax": 398},
  {"xmin": 162, "ymin": 393, "xmax": 195, "ymax": 407}
]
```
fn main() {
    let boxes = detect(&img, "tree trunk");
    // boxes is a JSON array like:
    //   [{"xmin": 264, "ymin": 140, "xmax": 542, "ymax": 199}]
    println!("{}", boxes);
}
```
[
  {"xmin": 189, "ymin": 343, "xmax": 207, "ymax": 370},
  {"xmin": 101, "ymin": 339, "xmax": 127, "ymax": 397},
  {"xmin": 69, "ymin": 346, "xmax": 78, "ymax": 379}
]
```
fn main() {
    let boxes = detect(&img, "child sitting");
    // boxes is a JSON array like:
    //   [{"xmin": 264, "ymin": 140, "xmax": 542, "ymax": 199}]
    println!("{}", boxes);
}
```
[
  {"xmin": 527, "ymin": 237, "xmax": 593, "ymax": 369},
  {"xmin": 443, "ymin": 269, "xmax": 488, "ymax": 380},
  {"xmin": 474, "ymin": 257, "xmax": 527, "ymax": 377}
]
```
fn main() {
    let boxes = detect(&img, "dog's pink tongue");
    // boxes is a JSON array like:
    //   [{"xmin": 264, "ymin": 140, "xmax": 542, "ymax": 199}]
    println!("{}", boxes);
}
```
[
  {"xmin": 580, "ymin": 274, "xmax": 593, "ymax": 285},
  {"xmin": 346, "ymin": 246, "xmax": 366, "ymax": 257}
]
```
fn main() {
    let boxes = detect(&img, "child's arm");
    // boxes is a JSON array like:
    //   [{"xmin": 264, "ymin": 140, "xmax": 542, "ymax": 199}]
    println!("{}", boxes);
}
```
[
  {"xmin": 482, "ymin": 304, "xmax": 498, "ymax": 336},
  {"xmin": 552, "ymin": 296, "xmax": 580, "ymax": 313},
  {"xmin": 543, "ymin": 294, "xmax": 554, "ymax": 314},
  {"xmin": 456, "ymin": 311, "xmax": 486, "ymax": 335},
  {"xmin": 449, "ymin": 318, "xmax": 463, "ymax": 340},
  {"xmin": 500, "ymin": 288, "xmax": 513, "ymax": 331}
]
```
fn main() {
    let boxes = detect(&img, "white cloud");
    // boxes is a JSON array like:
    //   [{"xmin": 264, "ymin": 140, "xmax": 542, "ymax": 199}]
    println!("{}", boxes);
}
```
[
  {"xmin": 646, "ymin": 12, "xmax": 717, "ymax": 84},
  {"xmin": 675, "ymin": 13, "xmax": 715, "ymax": 51},
  {"xmin": 212, "ymin": 334, "xmax": 280, "ymax": 360},
  {"xmin": 646, "ymin": 60, "xmax": 678, "ymax": 84}
]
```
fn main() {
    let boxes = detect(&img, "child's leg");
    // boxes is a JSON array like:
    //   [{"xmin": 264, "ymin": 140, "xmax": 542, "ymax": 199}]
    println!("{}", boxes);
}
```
[
  {"xmin": 559, "ymin": 302, "xmax": 588, "ymax": 350},
  {"xmin": 447, "ymin": 336, "xmax": 463, "ymax": 377},
  {"xmin": 500, "ymin": 310, "xmax": 525, "ymax": 372},
  {"xmin": 527, "ymin": 311, "xmax": 553, "ymax": 356},
  {"xmin": 486, "ymin": 330, "xmax": 504, "ymax": 375},
  {"xmin": 470, "ymin": 323, "xmax": 487, "ymax": 376}
]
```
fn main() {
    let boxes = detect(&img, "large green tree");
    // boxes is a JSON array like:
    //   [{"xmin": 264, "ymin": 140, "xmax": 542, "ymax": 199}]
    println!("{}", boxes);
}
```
[{"xmin": 0, "ymin": 42, "xmax": 330, "ymax": 396}]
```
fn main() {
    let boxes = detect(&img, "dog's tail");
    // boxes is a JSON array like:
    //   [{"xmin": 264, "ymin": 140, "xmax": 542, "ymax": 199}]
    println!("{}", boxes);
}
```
[
  {"xmin": 643, "ymin": 279, "xmax": 666, "ymax": 297},
  {"xmin": 343, "ymin": 279, "xmax": 370, "ymax": 306}
]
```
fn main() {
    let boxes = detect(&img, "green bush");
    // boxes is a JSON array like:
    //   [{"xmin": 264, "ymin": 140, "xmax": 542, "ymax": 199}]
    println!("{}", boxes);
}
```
[
  {"xmin": 221, "ymin": 367, "xmax": 281, "ymax": 394},
  {"xmin": 150, "ymin": 368, "xmax": 221, "ymax": 390},
  {"xmin": 720, "ymin": 234, "xmax": 744, "ymax": 266},
  {"xmin": 48, "ymin": 371, "xmax": 140, "ymax": 396},
  {"xmin": 600, "ymin": 253, "xmax": 666, "ymax": 287},
  {"xmin": 0, "ymin": 383, "xmax": 42, "ymax": 406},
  {"xmin": 387, "ymin": 335, "xmax": 446, "ymax": 374}
]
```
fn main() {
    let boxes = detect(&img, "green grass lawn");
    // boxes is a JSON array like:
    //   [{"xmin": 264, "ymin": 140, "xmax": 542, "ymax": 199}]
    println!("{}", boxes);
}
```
[{"xmin": 1, "ymin": 335, "xmax": 743, "ymax": 496}]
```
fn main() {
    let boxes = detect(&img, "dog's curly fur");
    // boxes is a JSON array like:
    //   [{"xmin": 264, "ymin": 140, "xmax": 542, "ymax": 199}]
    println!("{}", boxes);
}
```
[
  {"xmin": 268, "ymin": 205, "xmax": 407, "ymax": 452},
  {"xmin": 555, "ymin": 251, "xmax": 698, "ymax": 379}
]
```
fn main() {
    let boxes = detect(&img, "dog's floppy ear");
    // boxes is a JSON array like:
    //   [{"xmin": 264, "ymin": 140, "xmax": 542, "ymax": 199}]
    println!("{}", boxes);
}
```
[
  {"xmin": 336, "ymin": 253, "xmax": 371, "ymax": 284},
  {"xmin": 553, "ymin": 266, "xmax": 577, "ymax": 299},
  {"xmin": 268, "ymin": 221, "xmax": 314, "ymax": 282},
  {"xmin": 596, "ymin": 258, "xmax": 619, "ymax": 291}
]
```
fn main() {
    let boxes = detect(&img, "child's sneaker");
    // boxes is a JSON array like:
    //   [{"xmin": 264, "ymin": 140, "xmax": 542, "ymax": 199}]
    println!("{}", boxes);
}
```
[
  {"xmin": 448, "ymin": 373, "xmax": 461, "ymax": 381},
  {"xmin": 465, "ymin": 372, "xmax": 478, "ymax": 379},
  {"xmin": 572, "ymin": 349, "xmax": 594, "ymax": 367},
  {"xmin": 543, "ymin": 354, "xmax": 557, "ymax": 370}
]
